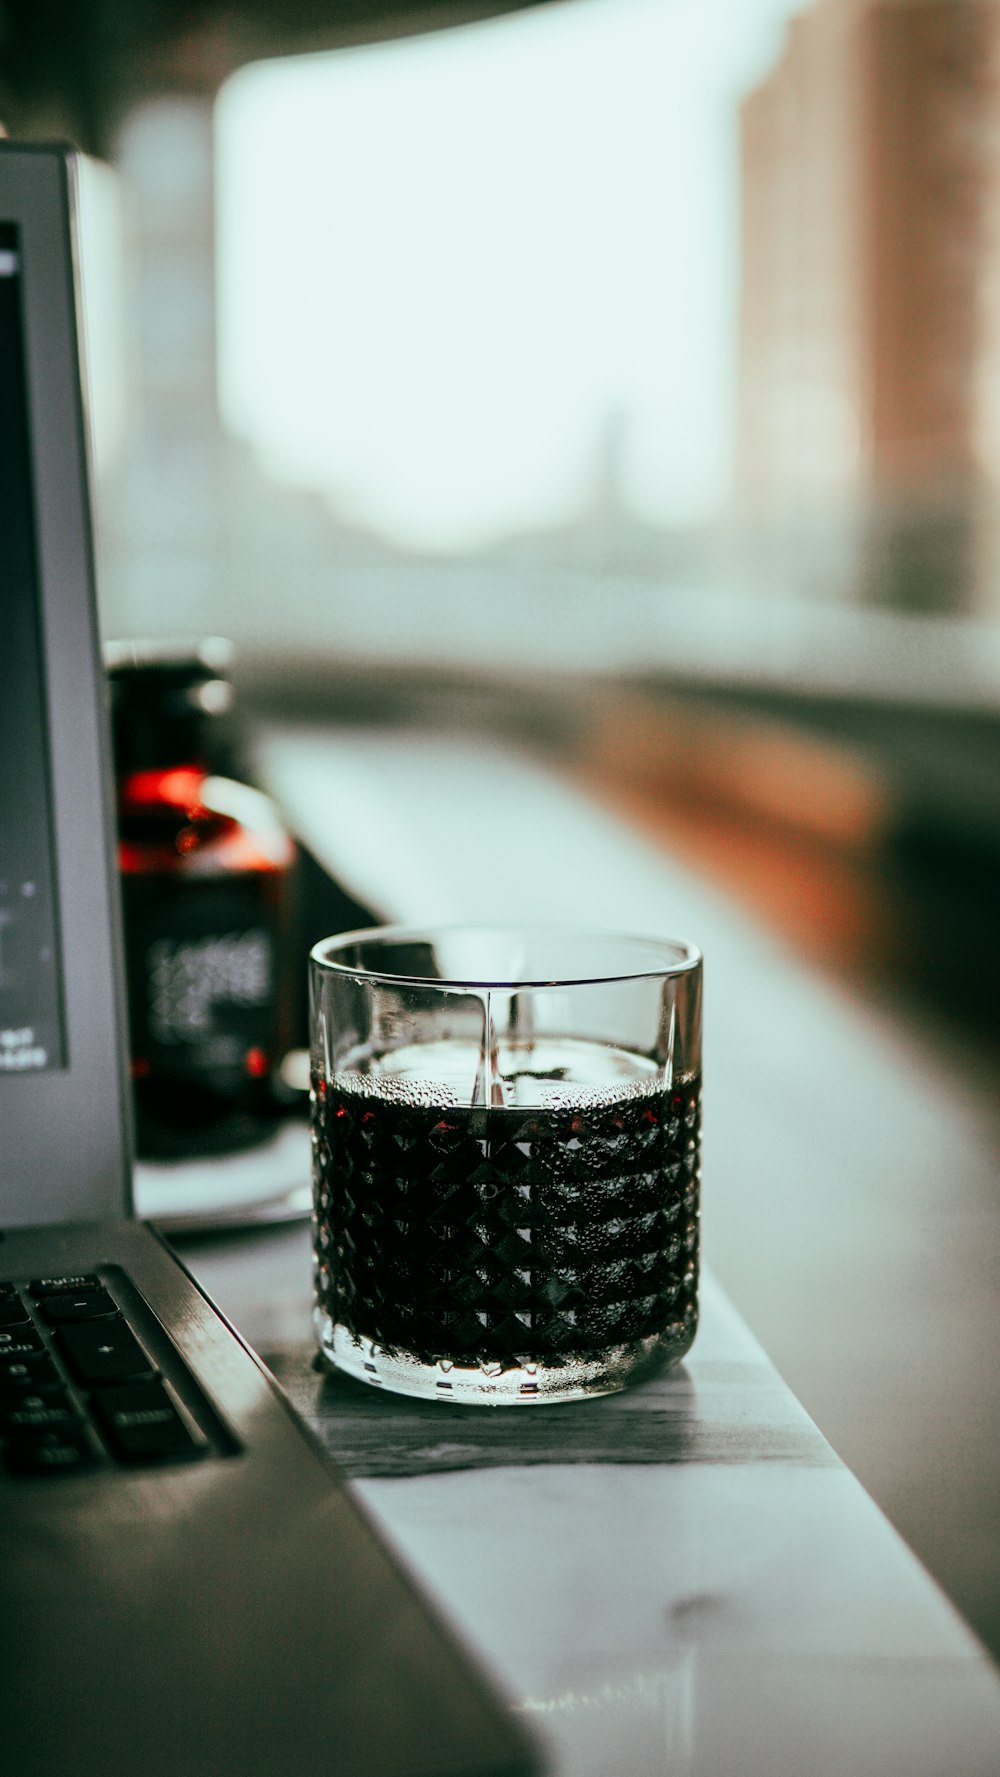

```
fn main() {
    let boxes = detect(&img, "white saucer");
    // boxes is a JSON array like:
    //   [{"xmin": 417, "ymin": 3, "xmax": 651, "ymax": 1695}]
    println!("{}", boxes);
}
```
[{"xmin": 134, "ymin": 1117, "xmax": 312, "ymax": 1233}]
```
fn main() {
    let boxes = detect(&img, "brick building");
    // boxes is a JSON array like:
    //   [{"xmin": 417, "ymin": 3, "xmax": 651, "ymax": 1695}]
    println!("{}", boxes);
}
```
[{"xmin": 738, "ymin": 0, "xmax": 1000, "ymax": 615}]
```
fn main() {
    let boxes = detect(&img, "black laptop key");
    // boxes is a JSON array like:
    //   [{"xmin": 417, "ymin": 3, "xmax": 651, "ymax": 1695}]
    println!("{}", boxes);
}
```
[
  {"xmin": 0, "ymin": 1300, "xmax": 32, "ymax": 1328},
  {"xmin": 58, "ymin": 1321, "xmax": 156, "ymax": 1386},
  {"xmin": 2, "ymin": 1392, "xmax": 80, "ymax": 1433},
  {"xmin": 0, "ymin": 1353, "xmax": 62, "ymax": 1393},
  {"xmin": 39, "ymin": 1287, "xmax": 117, "ymax": 1324},
  {"xmin": 0, "ymin": 1328, "xmax": 45, "ymax": 1363},
  {"xmin": 0, "ymin": 1282, "xmax": 21, "ymax": 1300},
  {"xmin": 93, "ymin": 1381, "xmax": 202, "ymax": 1465},
  {"xmin": 29, "ymin": 1274, "xmax": 102, "ymax": 1296},
  {"xmin": 4, "ymin": 1424, "xmax": 99, "ymax": 1476}
]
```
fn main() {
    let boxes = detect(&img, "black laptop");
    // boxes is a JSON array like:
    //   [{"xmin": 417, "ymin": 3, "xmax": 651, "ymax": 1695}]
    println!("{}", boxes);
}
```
[{"xmin": 0, "ymin": 141, "xmax": 539, "ymax": 1777}]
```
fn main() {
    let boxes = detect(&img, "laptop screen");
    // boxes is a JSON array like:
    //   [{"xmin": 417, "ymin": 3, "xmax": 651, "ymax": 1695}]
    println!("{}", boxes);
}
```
[
  {"xmin": 0, "ymin": 146, "xmax": 131, "ymax": 1227},
  {"xmin": 0, "ymin": 220, "xmax": 68, "ymax": 1074}
]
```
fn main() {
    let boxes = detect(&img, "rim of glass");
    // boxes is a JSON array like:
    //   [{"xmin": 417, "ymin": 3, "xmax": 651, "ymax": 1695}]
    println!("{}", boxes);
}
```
[{"xmin": 310, "ymin": 923, "xmax": 702, "ymax": 989}]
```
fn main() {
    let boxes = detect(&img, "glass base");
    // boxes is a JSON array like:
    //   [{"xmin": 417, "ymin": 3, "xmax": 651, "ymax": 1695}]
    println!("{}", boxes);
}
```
[{"xmin": 315, "ymin": 1308, "xmax": 696, "ymax": 1406}]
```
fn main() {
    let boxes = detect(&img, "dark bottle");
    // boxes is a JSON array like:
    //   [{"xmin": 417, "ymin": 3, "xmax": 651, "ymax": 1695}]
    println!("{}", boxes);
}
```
[{"xmin": 106, "ymin": 640, "xmax": 296, "ymax": 1158}]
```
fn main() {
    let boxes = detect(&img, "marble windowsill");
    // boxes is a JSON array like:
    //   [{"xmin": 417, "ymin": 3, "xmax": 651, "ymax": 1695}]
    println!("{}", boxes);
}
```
[{"xmin": 185, "ymin": 1225, "xmax": 1000, "ymax": 1777}]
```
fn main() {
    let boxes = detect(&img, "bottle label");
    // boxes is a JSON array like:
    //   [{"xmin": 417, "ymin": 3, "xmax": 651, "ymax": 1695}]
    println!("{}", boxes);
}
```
[
  {"xmin": 146, "ymin": 928, "xmax": 272, "ymax": 1049},
  {"xmin": 123, "ymin": 877, "xmax": 284, "ymax": 1088}
]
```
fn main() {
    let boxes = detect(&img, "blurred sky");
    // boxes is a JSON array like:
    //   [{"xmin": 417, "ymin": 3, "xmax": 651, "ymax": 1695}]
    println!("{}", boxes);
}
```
[{"xmin": 215, "ymin": 0, "xmax": 806, "ymax": 553}]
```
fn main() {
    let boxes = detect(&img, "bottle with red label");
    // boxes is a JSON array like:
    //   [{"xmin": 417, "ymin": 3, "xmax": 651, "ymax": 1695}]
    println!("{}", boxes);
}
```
[{"xmin": 107, "ymin": 639, "xmax": 296, "ymax": 1158}]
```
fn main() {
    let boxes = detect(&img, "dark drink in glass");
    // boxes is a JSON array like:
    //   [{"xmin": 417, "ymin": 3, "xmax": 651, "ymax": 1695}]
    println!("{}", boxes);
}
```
[{"xmin": 311, "ymin": 1028, "xmax": 700, "ymax": 1403}]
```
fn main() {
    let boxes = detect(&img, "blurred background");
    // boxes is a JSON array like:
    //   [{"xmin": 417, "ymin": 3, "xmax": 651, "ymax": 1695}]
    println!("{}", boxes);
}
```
[{"xmin": 3, "ymin": 0, "xmax": 999, "ymax": 1660}]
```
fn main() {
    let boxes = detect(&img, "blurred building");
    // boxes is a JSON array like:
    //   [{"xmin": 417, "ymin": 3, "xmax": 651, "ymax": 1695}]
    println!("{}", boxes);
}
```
[{"xmin": 738, "ymin": 0, "xmax": 1000, "ymax": 615}]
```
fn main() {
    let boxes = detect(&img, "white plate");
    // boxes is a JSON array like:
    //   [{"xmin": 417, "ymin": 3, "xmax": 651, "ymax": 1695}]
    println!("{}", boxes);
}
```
[{"xmin": 134, "ymin": 1117, "xmax": 312, "ymax": 1232}]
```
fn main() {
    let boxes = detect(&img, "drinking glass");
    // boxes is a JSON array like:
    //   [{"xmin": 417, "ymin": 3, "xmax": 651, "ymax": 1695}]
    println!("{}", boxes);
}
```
[{"xmin": 309, "ymin": 924, "xmax": 702, "ymax": 1405}]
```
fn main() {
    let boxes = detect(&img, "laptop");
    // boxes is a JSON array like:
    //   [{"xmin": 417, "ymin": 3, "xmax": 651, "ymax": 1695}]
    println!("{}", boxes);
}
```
[{"xmin": 0, "ymin": 141, "xmax": 539, "ymax": 1777}]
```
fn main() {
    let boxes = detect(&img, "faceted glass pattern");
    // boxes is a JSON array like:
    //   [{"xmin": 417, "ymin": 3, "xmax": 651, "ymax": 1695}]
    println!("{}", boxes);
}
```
[{"xmin": 312, "ymin": 1073, "xmax": 700, "ymax": 1397}]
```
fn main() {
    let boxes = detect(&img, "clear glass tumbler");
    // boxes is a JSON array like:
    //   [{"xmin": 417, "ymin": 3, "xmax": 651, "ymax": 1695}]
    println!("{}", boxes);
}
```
[{"xmin": 309, "ymin": 925, "xmax": 702, "ymax": 1405}]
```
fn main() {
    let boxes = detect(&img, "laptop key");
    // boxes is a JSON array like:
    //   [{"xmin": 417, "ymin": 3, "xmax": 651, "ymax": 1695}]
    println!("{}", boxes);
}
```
[
  {"xmin": 0, "ymin": 1329, "xmax": 45, "ymax": 1362},
  {"xmin": 93, "ymin": 1381, "xmax": 203, "ymax": 1464},
  {"xmin": 4, "ymin": 1424, "xmax": 100, "ymax": 1476},
  {"xmin": 2, "ymin": 1393, "xmax": 80, "ymax": 1433},
  {"xmin": 39, "ymin": 1288, "xmax": 117, "ymax": 1324},
  {"xmin": 0, "ymin": 1354, "xmax": 62, "ymax": 1393},
  {"xmin": 0, "ymin": 1300, "xmax": 32, "ymax": 1328},
  {"xmin": 29, "ymin": 1274, "xmax": 102, "ymax": 1296},
  {"xmin": 58, "ymin": 1320, "xmax": 156, "ymax": 1386}
]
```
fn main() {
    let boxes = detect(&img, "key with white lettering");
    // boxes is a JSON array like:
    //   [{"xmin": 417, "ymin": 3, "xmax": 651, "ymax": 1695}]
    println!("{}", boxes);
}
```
[
  {"xmin": 92, "ymin": 1380, "xmax": 202, "ymax": 1464},
  {"xmin": 57, "ymin": 1321, "xmax": 156, "ymax": 1386}
]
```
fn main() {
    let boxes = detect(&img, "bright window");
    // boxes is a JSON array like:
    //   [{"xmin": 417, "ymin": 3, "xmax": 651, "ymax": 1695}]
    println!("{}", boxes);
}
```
[{"xmin": 215, "ymin": 0, "xmax": 797, "ymax": 557}]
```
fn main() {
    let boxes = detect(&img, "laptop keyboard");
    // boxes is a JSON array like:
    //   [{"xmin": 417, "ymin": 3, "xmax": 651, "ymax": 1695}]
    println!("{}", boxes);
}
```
[{"xmin": 0, "ymin": 1271, "xmax": 232, "ymax": 1477}]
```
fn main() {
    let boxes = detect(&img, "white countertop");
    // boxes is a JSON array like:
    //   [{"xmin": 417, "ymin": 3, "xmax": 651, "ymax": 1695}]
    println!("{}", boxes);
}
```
[
  {"xmin": 249, "ymin": 721, "xmax": 1000, "ymax": 1658},
  {"xmin": 184, "ymin": 1223, "xmax": 1000, "ymax": 1777}
]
